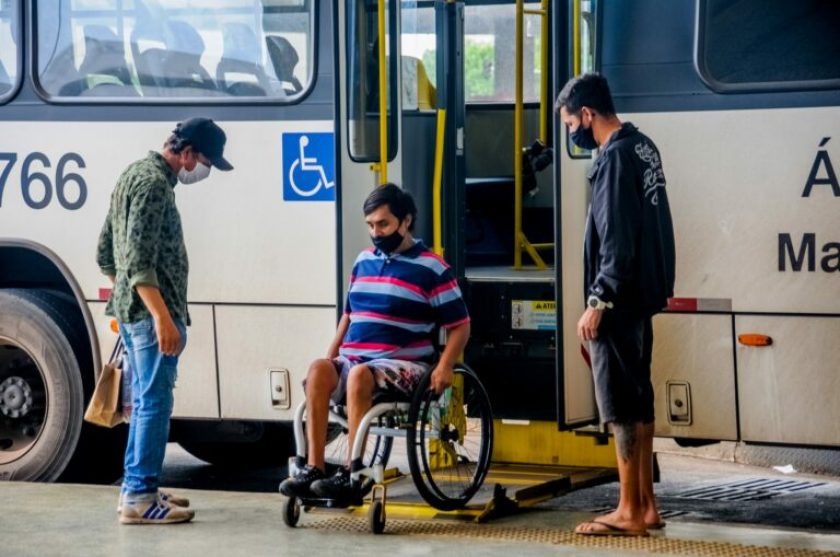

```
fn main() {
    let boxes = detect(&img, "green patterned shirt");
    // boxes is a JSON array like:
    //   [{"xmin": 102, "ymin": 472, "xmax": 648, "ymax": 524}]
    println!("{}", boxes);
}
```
[{"xmin": 96, "ymin": 152, "xmax": 190, "ymax": 325}]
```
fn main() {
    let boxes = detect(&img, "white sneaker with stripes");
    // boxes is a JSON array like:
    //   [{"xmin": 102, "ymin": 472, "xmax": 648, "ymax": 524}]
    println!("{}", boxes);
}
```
[
  {"xmin": 119, "ymin": 495, "xmax": 195, "ymax": 525},
  {"xmin": 117, "ymin": 490, "xmax": 190, "ymax": 514}
]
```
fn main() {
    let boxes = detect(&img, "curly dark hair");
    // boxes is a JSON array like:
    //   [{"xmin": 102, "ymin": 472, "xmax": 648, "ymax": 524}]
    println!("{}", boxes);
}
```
[{"xmin": 363, "ymin": 183, "xmax": 417, "ymax": 231}]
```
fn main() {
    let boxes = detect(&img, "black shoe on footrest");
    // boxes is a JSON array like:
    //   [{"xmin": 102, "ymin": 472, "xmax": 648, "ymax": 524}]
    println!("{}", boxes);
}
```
[
  {"xmin": 279, "ymin": 465, "xmax": 326, "ymax": 498},
  {"xmin": 311, "ymin": 467, "xmax": 373, "ymax": 503}
]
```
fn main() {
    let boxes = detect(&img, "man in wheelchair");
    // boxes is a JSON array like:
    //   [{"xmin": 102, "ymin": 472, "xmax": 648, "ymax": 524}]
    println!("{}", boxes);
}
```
[{"xmin": 280, "ymin": 184, "xmax": 471, "ymax": 502}]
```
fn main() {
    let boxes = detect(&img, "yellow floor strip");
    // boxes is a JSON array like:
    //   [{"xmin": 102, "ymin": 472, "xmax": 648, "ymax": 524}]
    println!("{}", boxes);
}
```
[
  {"xmin": 307, "ymin": 503, "xmax": 481, "ymax": 521},
  {"xmin": 432, "ymin": 475, "xmax": 541, "ymax": 486},
  {"xmin": 305, "ymin": 517, "xmax": 835, "ymax": 557}
]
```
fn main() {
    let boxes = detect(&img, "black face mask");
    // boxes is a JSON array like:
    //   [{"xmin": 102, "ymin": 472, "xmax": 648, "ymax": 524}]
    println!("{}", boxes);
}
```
[
  {"xmin": 570, "ymin": 122, "xmax": 598, "ymax": 151},
  {"xmin": 372, "ymin": 229, "xmax": 404, "ymax": 254}
]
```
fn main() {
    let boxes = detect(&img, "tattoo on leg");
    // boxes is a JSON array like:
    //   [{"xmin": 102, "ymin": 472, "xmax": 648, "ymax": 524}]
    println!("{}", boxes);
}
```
[{"xmin": 612, "ymin": 421, "xmax": 639, "ymax": 462}]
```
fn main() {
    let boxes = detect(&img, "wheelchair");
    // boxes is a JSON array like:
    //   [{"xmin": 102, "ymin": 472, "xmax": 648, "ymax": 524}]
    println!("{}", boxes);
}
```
[{"xmin": 281, "ymin": 362, "xmax": 494, "ymax": 534}]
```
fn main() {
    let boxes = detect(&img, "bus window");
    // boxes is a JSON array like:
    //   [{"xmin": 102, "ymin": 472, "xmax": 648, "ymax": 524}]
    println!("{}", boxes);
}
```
[
  {"xmin": 0, "ymin": 0, "xmax": 20, "ymax": 102},
  {"xmin": 401, "ymin": 1, "xmax": 543, "ymax": 105},
  {"xmin": 567, "ymin": 0, "xmax": 597, "ymax": 159},
  {"xmin": 697, "ymin": 0, "xmax": 840, "ymax": 92},
  {"xmin": 400, "ymin": 0, "xmax": 436, "ymax": 111},
  {"xmin": 463, "ymin": 2, "xmax": 542, "ymax": 103},
  {"xmin": 35, "ymin": 0, "xmax": 315, "ymax": 101},
  {"xmin": 347, "ymin": 0, "xmax": 398, "ymax": 162}
]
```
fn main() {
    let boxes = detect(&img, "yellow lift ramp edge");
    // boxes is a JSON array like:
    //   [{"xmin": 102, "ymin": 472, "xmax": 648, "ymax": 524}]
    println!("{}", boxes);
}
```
[{"xmin": 303, "ymin": 421, "xmax": 618, "ymax": 524}]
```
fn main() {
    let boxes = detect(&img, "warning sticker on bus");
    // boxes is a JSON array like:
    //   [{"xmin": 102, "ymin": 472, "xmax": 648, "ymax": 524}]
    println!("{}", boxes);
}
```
[{"xmin": 511, "ymin": 300, "xmax": 556, "ymax": 331}]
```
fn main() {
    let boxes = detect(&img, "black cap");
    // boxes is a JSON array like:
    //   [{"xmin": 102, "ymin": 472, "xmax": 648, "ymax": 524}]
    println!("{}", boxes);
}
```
[{"xmin": 173, "ymin": 117, "xmax": 233, "ymax": 171}]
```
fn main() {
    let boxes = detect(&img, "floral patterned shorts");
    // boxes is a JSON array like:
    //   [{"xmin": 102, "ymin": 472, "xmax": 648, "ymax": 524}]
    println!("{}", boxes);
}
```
[{"xmin": 327, "ymin": 356, "xmax": 431, "ymax": 404}]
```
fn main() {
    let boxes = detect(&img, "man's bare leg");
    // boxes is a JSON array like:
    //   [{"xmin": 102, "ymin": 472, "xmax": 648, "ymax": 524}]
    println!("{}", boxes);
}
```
[
  {"xmin": 305, "ymin": 359, "xmax": 339, "ymax": 471},
  {"xmin": 345, "ymin": 365, "xmax": 374, "ymax": 468},
  {"xmin": 639, "ymin": 421, "xmax": 662, "ymax": 527},
  {"xmin": 576, "ymin": 421, "xmax": 647, "ymax": 534}
]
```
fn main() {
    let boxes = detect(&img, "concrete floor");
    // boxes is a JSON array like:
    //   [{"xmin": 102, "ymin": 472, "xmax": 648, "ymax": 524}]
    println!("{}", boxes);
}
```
[
  {"xmin": 2, "ymin": 480, "xmax": 840, "ymax": 557},
  {"xmin": 4, "ymin": 445, "xmax": 840, "ymax": 557}
]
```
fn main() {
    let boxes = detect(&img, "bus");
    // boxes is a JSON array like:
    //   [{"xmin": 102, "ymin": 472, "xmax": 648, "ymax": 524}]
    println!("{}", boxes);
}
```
[{"xmin": 0, "ymin": 0, "xmax": 838, "ymax": 483}]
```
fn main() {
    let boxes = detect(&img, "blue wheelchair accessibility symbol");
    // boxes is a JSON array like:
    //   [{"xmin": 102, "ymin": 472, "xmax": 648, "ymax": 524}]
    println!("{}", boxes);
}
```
[{"xmin": 282, "ymin": 132, "xmax": 336, "ymax": 201}]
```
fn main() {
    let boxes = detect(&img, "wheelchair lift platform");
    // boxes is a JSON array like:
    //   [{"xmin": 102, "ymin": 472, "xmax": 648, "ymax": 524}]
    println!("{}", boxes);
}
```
[
  {"xmin": 304, "ymin": 462, "xmax": 617, "ymax": 524},
  {"xmin": 284, "ymin": 370, "xmax": 620, "ymax": 532}
]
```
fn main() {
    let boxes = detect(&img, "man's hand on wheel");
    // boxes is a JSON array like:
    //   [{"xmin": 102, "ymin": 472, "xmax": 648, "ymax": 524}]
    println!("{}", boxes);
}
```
[{"xmin": 430, "ymin": 364, "xmax": 454, "ymax": 395}]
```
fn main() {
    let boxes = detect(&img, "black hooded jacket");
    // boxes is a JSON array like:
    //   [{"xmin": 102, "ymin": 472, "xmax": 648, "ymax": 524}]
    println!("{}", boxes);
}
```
[{"xmin": 584, "ymin": 122, "xmax": 676, "ymax": 317}]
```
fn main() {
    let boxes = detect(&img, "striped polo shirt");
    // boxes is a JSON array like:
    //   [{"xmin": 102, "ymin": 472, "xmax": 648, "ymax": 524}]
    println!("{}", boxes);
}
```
[{"xmin": 339, "ymin": 240, "xmax": 470, "ymax": 363}]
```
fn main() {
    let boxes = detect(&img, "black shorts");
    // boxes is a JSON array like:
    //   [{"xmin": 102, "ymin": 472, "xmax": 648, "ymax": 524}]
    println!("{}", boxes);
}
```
[{"xmin": 590, "ymin": 311, "xmax": 655, "ymax": 425}]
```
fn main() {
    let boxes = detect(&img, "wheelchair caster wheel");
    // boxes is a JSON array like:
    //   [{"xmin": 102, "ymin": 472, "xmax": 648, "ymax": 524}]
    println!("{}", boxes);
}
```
[
  {"xmin": 369, "ymin": 500, "xmax": 386, "ymax": 534},
  {"xmin": 282, "ymin": 496, "xmax": 301, "ymax": 527}
]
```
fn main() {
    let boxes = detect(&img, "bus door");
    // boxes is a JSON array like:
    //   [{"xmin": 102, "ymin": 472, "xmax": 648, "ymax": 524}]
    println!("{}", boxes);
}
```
[
  {"xmin": 454, "ymin": 0, "xmax": 612, "ymax": 463},
  {"xmin": 454, "ymin": 0, "xmax": 562, "ymax": 430},
  {"xmin": 396, "ymin": 0, "xmax": 608, "ymax": 431},
  {"xmin": 338, "ymin": 0, "xmax": 404, "ymax": 281},
  {"xmin": 339, "ymin": 0, "xmax": 614, "ymax": 466},
  {"xmin": 556, "ymin": 0, "xmax": 600, "ymax": 428},
  {"xmin": 399, "ymin": 0, "xmax": 613, "ymax": 458}
]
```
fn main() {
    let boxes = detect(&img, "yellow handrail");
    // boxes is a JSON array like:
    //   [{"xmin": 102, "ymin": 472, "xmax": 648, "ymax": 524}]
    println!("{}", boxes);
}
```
[
  {"xmin": 523, "ymin": 3, "xmax": 549, "ymax": 143},
  {"xmin": 539, "ymin": 0, "xmax": 549, "ymax": 143},
  {"xmin": 514, "ymin": 0, "xmax": 549, "ymax": 270},
  {"xmin": 432, "ymin": 109, "xmax": 447, "ymax": 257},
  {"xmin": 377, "ymin": 0, "xmax": 388, "ymax": 184},
  {"xmin": 573, "ymin": 0, "xmax": 581, "ymax": 76},
  {"xmin": 514, "ymin": 0, "xmax": 524, "ymax": 268}
]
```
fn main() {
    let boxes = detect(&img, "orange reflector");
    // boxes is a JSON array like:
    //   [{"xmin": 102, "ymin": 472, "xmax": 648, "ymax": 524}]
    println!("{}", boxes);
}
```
[
  {"xmin": 738, "ymin": 334, "xmax": 772, "ymax": 347},
  {"xmin": 110, "ymin": 319, "xmax": 119, "ymax": 333}
]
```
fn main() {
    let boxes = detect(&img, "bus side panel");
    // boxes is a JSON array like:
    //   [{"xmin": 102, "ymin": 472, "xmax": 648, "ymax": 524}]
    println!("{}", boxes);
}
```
[
  {"xmin": 630, "ymin": 107, "xmax": 839, "ymax": 315},
  {"xmin": 214, "ymin": 305, "xmax": 336, "ymax": 420},
  {"xmin": 0, "ymin": 121, "xmax": 337, "ymax": 307},
  {"xmin": 90, "ymin": 302, "xmax": 220, "ymax": 419},
  {"xmin": 171, "ymin": 305, "xmax": 220, "ymax": 419},
  {"xmin": 180, "ymin": 120, "xmax": 337, "ymax": 305},
  {"xmin": 651, "ymin": 313, "xmax": 737, "ymax": 441},
  {"xmin": 737, "ymin": 316, "xmax": 840, "ymax": 447}
]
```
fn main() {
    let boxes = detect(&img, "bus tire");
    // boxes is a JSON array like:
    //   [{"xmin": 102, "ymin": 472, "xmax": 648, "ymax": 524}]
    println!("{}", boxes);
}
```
[
  {"xmin": 0, "ymin": 288, "xmax": 84, "ymax": 481},
  {"xmin": 0, "ymin": 289, "xmax": 124, "ymax": 482}
]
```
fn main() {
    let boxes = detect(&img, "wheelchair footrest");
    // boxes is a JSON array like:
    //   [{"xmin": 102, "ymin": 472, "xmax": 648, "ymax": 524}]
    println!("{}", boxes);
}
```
[{"xmin": 296, "ymin": 495, "xmax": 365, "ymax": 509}]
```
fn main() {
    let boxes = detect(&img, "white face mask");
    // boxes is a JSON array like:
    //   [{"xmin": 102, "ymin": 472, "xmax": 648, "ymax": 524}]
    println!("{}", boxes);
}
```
[{"xmin": 178, "ymin": 162, "xmax": 211, "ymax": 184}]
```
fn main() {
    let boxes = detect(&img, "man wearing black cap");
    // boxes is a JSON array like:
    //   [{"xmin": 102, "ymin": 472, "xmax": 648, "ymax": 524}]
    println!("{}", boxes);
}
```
[{"xmin": 96, "ymin": 118, "xmax": 232, "ymax": 524}]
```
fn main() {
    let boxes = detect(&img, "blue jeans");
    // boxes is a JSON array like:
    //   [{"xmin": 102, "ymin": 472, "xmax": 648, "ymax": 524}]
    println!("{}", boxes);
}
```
[{"xmin": 119, "ymin": 316, "xmax": 187, "ymax": 498}]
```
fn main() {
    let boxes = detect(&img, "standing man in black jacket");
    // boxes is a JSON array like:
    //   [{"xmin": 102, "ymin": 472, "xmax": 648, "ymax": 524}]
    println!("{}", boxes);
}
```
[{"xmin": 556, "ymin": 74, "xmax": 676, "ymax": 537}]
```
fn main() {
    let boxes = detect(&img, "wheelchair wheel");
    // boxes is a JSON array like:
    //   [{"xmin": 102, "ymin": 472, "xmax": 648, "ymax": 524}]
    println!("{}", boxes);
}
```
[
  {"xmin": 282, "ymin": 496, "xmax": 301, "ymax": 527},
  {"xmin": 322, "ymin": 415, "xmax": 394, "ymax": 471},
  {"xmin": 368, "ymin": 500, "xmax": 386, "ymax": 534},
  {"xmin": 406, "ymin": 364, "xmax": 493, "ymax": 511}
]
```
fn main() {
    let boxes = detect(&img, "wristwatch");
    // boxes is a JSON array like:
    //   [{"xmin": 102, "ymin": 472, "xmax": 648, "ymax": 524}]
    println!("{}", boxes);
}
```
[{"xmin": 587, "ymin": 295, "xmax": 614, "ymax": 311}]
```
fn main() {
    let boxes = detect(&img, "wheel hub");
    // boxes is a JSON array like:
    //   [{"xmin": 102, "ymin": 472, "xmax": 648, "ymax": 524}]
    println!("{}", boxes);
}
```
[
  {"xmin": 0, "ymin": 376, "xmax": 34, "ymax": 419},
  {"xmin": 439, "ymin": 425, "xmax": 461, "ymax": 444}
]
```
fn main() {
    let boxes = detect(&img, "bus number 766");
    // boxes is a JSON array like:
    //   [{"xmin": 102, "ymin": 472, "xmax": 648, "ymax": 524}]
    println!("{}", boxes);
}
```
[{"xmin": 0, "ymin": 152, "xmax": 88, "ymax": 211}]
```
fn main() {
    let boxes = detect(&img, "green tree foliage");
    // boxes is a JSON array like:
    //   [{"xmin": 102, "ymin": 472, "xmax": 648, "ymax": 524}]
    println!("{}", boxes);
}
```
[
  {"xmin": 422, "ymin": 39, "xmax": 496, "ymax": 99},
  {"xmin": 422, "ymin": 49, "xmax": 437, "ymax": 87},
  {"xmin": 464, "ymin": 40, "xmax": 494, "ymax": 98}
]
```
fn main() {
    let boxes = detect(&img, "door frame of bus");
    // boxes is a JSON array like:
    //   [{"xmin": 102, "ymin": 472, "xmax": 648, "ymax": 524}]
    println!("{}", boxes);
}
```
[{"xmin": 311, "ymin": 0, "xmax": 618, "ymax": 525}]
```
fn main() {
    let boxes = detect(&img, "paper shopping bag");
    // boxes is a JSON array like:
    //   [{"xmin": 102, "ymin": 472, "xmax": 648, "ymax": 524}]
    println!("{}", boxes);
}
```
[{"xmin": 84, "ymin": 339, "xmax": 126, "ymax": 428}]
